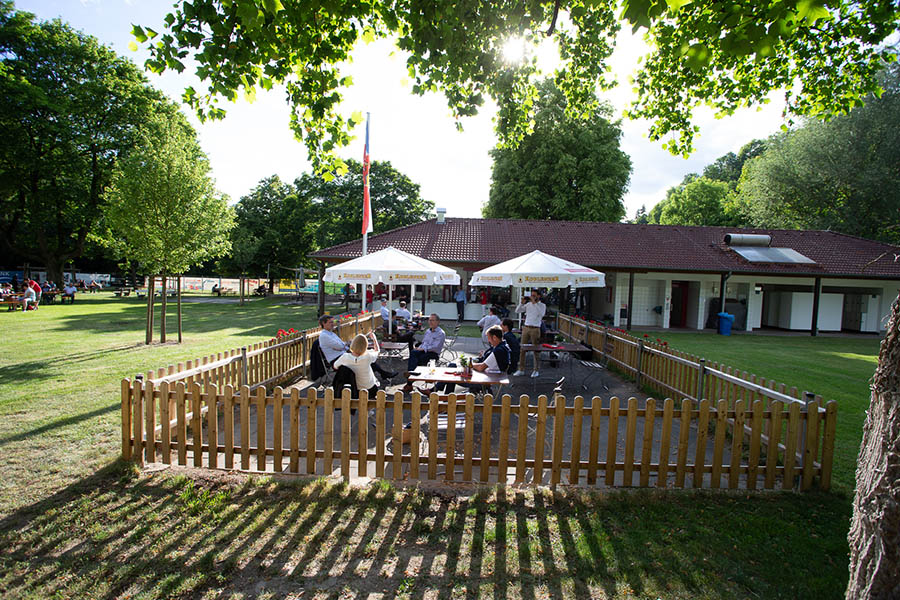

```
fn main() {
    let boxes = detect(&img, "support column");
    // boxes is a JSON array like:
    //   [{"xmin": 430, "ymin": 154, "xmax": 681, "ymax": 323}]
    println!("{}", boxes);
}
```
[
  {"xmin": 811, "ymin": 276, "xmax": 821, "ymax": 336},
  {"xmin": 627, "ymin": 272, "xmax": 634, "ymax": 331},
  {"xmin": 719, "ymin": 272, "xmax": 728, "ymax": 314},
  {"xmin": 317, "ymin": 261, "xmax": 325, "ymax": 316}
]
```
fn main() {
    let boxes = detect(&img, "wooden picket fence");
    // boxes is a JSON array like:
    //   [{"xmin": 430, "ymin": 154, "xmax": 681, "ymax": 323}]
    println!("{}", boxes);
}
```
[
  {"xmin": 121, "ymin": 384, "xmax": 835, "ymax": 491},
  {"xmin": 120, "ymin": 310, "xmax": 835, "ymax": 491},
  {"xmin": 129, "ymin": 311, "xmax": 381, "ymax": 394}
]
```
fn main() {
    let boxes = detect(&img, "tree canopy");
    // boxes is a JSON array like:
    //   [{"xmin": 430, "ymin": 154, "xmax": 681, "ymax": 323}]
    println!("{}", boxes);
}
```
[
  {"xmin": 300, "ymin": 159, "xmax": 434, "ymax": 250},
  {"xmin": 0, "ymin": 2, "xmax": 167, "ymax": 283},
  {"xmin": 136, "ymin": 0, "xmax": 900, "ymax": 175},
  {"xmin": 227, "ymin": 175, "xmax": 314, "ymax": 277},
  {"xmin": 105, "ymin": 110, "xmax": 234, "ymax": 277},
  {"xmin": 658, "ymin": 177, "xmax": 737, "ymax": 227},
  {"xmin": 736, "ymin": 66, "xmax": 900, "ymax": 244},
  {"xmin": 483, "ymin": 80, "xmax": 631, "ymax": 222}
]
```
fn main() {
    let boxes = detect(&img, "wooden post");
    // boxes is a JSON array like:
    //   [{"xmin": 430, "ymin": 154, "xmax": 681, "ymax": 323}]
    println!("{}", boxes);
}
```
[
  {"xmin": 464, "ymin": 393, "xmax": 475, "ymax": 481},
  {"xmin": 623, "ymin": 397, "xmax": 637, "ymax": 486},
  {"xmin": 570, "ymin": 395, "xmax": 584, "ymax": 485},
  {"xmin": 428, "ymin": 392, "xmax": 438, "ymax": 480},
  {"xmin": 324, "ymin": 387, "xmax": 334, "ymax": 475},
  {"xmin": 605, "ymin": 396, "xmax": 619, "ymax": 486},
  {"xmin": 534, "ymin": 395, "xmax": 548, "ymax": 485},
  {"xmin": 132, "ymin": 378, "xmax": 144, "ymax": 466},
  {"xmin": 392, "ymin": 391, "xmax": 403, "ymax": 480},
  {"xmin": 224, "ymin": 385, "xmax": 234, "ymax": 469},
  {"xmin": 306, "ymin": 389, "xmax": 318, "ymax": 475},
  {"xmin": 241, "ymin": 347, "xmax": 248, "ymax": 388},
  {"xmin": 498, "ymin": 394, "xmax": 511, "ymax": 485},
  {"xmin": 640, "ymin": 398, "xmax": 655, "ymax": 486},
  {"xmin": 377, "ymin": 390, "xmax": 387, "ymax": 478},
  {"xmin": 696, "ymin": 358, "xmax": 706, "ymax": 401},
  {"xmin": 445, "ymin": 393, "xmax": 457, "ymax": 481},
  {"xmin": 273, "ymin": 387, "xmax": 284, "ymax": 473},
  {"xmin": 121, "ymin": 379, "xmax": 132, "ymax": 460},
  {"xmin": 480, "ymin": 394, "xmax": 495, "ymax": 482},
  {"xmin": 515, "ymin": 395, "xmax": 529, "ymax": 484},
  {"xmin": 692, "ymin": 399, "xmax": 710, "ymax": 488},
  {"xmin": 411, "ymin": 392, "xmax": 422, "ymax": 480},
  {"xmin": 636, "ymin": 341, "xmax": 644, "ymax": 387},
  {"xmin": 289, "ymin": 388, "xmax": 300, "ymax": 473},
  {"xmin": 317, "ymin": 261, "xmax": 325, "ymax": 316},
  {"xmin": 358, "ymin": 389, "xmax": 368, "ymax": 478},
  {"xmin": 341, "ymin": 387, "xmax": 351, "ymax": 482},
  {"xmin": 657, "ymin": 398, "xmax": 674, "ymax": 488},
  {"xmin": 177, "ymin": 275, "xmax": 183, "ymax": 343},
  {"xmin": 820, "ymin": 401, "xmax": 837, "ymax": 490}
]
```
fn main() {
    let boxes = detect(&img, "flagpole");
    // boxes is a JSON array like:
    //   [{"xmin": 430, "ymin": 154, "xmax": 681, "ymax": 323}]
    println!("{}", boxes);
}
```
[{"xmin": 362, "ymin": 112, "xmax": 371, "ymax": 312}]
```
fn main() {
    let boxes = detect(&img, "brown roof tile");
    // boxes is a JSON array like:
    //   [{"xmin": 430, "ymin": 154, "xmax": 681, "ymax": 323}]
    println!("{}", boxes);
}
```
[{"xmin": 310, "ymin": 218, "xmax": 900, "ymax": 279}]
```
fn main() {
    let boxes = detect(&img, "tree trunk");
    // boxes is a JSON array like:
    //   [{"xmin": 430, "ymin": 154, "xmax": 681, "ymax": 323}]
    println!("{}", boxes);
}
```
[
  {"xmin": 160, "ymin": 270, "xmax": 167, "ymax": 343},
  {"xmin": 846, "ymin": 291, "xmax": 900, "ymax": 600},
  {"xmin": 240, "ymin": 274, "xmax": 245, "ymax": 306},
  {"xmin": 177, "ymin": 275, "xmax": 183, "ymax": 343},
  {"xmin": 145, "ymin": 276, "xmax": 155, "ymax": 345}
]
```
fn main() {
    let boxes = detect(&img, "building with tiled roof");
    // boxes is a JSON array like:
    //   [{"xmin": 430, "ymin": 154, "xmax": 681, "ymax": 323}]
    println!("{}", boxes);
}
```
[{"xmin": 311, "ymin": 217, "xmax": 900, "ymax": 333}]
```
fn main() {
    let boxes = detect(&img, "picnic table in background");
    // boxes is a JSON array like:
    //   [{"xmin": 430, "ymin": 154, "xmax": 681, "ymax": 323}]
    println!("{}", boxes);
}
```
[{"xmin": 408, "ymin": 366, "xmax": 509, "ymax": 396}]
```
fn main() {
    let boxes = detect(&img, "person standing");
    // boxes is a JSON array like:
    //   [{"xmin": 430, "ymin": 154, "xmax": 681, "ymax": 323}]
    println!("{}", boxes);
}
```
[
  {"xmin": 477, "ymin": 307, "xmax": 502, "ymax": 344},
  {"xmin": 513, "ymin": 290, "xmax": 546, "ymax": 377},
  {"xmin": 479, "ymin": 288, "xmax": 489, "ymax": 316},
  {"xmin": 453, "ymin": 287, "xmax": 466, "ymax": 321},
  {"xmin": 26, "ymin": 278, "xmax": 42, "ymax": 307},
  {"xmin": 365, "ymin": 287, "xmax": 373, "ymax": 311}
]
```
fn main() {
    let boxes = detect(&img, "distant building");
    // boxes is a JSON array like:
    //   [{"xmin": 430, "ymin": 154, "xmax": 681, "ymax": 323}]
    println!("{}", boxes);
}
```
[{"xmin": 311, "ymin": 218, "xmax": 900, "ymax": 333}]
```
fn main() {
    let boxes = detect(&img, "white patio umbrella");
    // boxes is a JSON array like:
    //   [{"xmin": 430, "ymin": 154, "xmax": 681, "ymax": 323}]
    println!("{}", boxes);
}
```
[
  {"xmin": 469, "ymin": 250, "xmax": 605, "ymax": 326},
  {"xmin": 323, "ymin": 246, "xmax": 460, "ymax": 333}
]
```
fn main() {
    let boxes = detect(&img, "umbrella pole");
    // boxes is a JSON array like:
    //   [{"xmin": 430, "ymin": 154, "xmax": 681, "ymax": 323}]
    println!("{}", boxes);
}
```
[
  {"xmin": 412, "ymin": 284, "xmax": 416, "ymax": 316},
  {"xmin": 389, "ymin": 284, "xmax": 393, "ymax": 334}
]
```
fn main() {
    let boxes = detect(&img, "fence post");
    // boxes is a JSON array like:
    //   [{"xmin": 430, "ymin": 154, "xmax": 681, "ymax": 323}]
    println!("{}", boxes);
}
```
[
  {"xmin": 697, "ymin": 358, "xmax": 706, "ymax": 402},
  {"xmin": 602, "ymin": 328, "xmax": 608, "ymax": 362},
  {"xmin": 636, "ymin": 340, "xmax": 644, "ymax": 387},
  {"xmin": 301, "ymin": 334, "xmax": 308, "ymax": 378},
  {"xmin": 240, "ymin": 346, "xmax": 248, "ymax": 387}
]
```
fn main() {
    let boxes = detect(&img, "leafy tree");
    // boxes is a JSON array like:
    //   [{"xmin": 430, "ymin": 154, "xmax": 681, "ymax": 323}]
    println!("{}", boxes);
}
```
[
  {"xmin": 702, "ymin": 139, "xmax": 768, "ymax": 188},
  {"xmin": 229, "ymin": 228, "xmax": 261, "ymax": 306},
  {"xmin": 105, "ymin": 109, "xmax": 234, "ymax": 344},
  {"xmin": 631, "ymin": 205, "xmax": 649, "ymax": 224},
  {"xmin": 484, "ymin": 80, "xmax": 631, "ymax": 222},
  {"xmin": 300, "ymin": 160, "xmax": 434, "ymax": 250},
  {"xmin": 230, "ymin": 175, "xmax": 314, "ymax": 289},
  {"xmin": 0, "ymin": 3, "xmax": 166, "ymax": 284},
  {"xmin": 659, "ymin": 177, "xmax": 739, "ymax": 227},
  {"xmin": 135, "ymin": 0, "xmax": 899, "ymax": 173},
  {"xmin": 737, "ymin": 66, "xmax": 900, "ymax": 245}
]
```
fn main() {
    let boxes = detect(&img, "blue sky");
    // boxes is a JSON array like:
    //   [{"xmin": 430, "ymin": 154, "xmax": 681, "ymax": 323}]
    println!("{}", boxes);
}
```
[{"xmin": 19, "ymin": 0, "xmax": 786, "ymax": 219}]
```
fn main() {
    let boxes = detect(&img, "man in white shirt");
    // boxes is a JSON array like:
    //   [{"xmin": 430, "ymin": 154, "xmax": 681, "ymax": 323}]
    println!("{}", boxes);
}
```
[
  {"xmin": 477, "ymin": 307, "xmax": 502, "ymax": 344},
  {"xmin": 62, "ymin": 283, "xmax": 77, "ymax": 303},
  {"xmin": 20, "ymin": 285, "xmax": 37, "ymax": 311},
  {"xmin": 395, "ymin": 301, "xmax": 411, "ymax": 321},
  {"xmin": 513, "ymin": 290, "xmax": 546, "ymax": 377},
  {"xmin": 318, "ymin": 314, "xmax": 397, "ymax": 378}
]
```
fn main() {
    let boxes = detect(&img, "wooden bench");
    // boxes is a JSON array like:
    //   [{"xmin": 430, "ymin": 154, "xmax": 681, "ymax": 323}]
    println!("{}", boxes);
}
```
[
  {"xmin": 60, "ymin": 294, "xmax": 75, "ymax": 305},
  {"xmin": 1, "ymin": 300, "xmax": 20, "ymax": 311},
  {"xmin": 114, "ymin": 288, "xmax": 132, "ymax": 297}
]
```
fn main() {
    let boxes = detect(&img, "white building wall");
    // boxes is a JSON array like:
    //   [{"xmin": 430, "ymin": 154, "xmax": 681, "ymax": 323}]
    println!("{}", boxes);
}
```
[{"xmin": 748, "ymin": 286, "xmax": 763, "ymax": 330}]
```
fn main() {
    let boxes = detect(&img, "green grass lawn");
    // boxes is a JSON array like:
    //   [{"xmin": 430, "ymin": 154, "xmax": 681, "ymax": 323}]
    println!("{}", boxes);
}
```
[{"xmin": 0, "ymin": 296, "xmax": 877, "ymax": 599}]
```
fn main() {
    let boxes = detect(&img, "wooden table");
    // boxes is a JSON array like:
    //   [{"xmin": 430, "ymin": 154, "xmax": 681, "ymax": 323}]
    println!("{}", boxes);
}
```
[
  {"xmin": 522, "ymin": 342, "xmax": 595, "ymax": 388},
  {"xmin": 408, "ymin": 366, "xmax": 510, "ymax": 396}
]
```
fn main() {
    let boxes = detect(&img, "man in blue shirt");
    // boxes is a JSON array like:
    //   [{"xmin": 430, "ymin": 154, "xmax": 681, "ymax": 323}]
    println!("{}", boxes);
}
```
[
  {"xmin": 402, "ymin": 313, "xmax": 445, "ymax": 392},
  {"xmin": 434, "ymin": 326, "xmax": 510, "ymax": 394},
  {"xmin": 453, "ymin": 287, "xmax": 466, "ymax": 321}
]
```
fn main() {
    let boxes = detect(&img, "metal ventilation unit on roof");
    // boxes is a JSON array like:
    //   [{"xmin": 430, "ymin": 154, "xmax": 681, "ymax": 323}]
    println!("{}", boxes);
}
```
[
  {"xmin": 436, "ymin": 207, "xmax": 446, "ymax": 224},
  {"xmin": 724, "ymin": 233, "xmax": 816, "ymax": 264}
]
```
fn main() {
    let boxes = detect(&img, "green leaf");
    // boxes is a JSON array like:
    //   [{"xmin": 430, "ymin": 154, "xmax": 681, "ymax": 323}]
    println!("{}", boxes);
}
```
[
  {"xmin": 796, "ymin": 0, "xmax": 831, "ymax": 23},
  {"xmin": 665, "ymin": 0, "xmax": 692, "ymax": 10},
  {"xmin": 361, "ymin": 27, "xmax": 376, "ymax": 44},
  {"xmin": 128, "ymin": 41, "xmax": 138, "ymax": 52},
  {"xmin": 262, "ymin": 0, "xmax": 284, "ymax": 14},
  {"xmin": 131, "ymin": 25, "xmax": 147, "ymax": 43},
  {"xmin": 350, "ymin": 110, "xmax": 363, "ymax": 125}
]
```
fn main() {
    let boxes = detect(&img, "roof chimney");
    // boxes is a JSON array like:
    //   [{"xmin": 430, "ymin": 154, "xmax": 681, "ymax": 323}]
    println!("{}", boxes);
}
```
[{"xmin": 436, "ymin": 207, "xmax": 446, "ymax": 224}]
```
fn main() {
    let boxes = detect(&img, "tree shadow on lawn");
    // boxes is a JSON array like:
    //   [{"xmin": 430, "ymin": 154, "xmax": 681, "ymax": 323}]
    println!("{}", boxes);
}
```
[
  {"xmin": 0, "ymin": 343, "xmax": 147, "ymax": 386},
  {"xmin": 0, "ymin": 462, "xmax": 852, "ymax": 600},
  {"xmin": 51, "ymin": 298, "xmax": 326, "ymax": 339}
]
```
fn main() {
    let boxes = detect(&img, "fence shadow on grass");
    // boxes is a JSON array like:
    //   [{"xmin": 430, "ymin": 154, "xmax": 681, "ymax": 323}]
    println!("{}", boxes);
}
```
[{"xmin": 0, "ymin": 462, "xmax": 851, "ymax": 600}]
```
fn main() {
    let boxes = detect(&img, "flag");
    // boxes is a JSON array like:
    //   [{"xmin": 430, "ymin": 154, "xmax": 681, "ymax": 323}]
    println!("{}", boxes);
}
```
[{"xmin": 361, "ymin": 114, "xmax": 372, "ymax": 236}]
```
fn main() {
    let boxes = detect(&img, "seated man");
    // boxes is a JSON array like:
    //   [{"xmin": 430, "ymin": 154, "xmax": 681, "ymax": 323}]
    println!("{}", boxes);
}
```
[
  {"xmin": 318, "ymin": 314, "xmax": 397, "ymax": 381},
  {"xmin": 211, "ymin": 283, "xmax": 220, "ymax": 296},
  {"xmin": 501, "ymin": 318, "xmax": 520, "ymax": 375},
  {"xmin": 477, "ymin": 307, "xmax": 502, "ymax": 344},
  {"xmin": 435, "ymin": 326, "xmax": 510, "ymax": 394},
  {"xmin": 395, "ymin": 301, "xmax": 411, "ymax": 321},
  {"xmin": 20, "ymin": 285, "xmax": 37, "ymax": 311},
  {"xmin": 62, "ymin": 283, "xmax": 77, "ymax": 303},
  {"xmin": 332, "ymin": 332, "xmax": 383, "ymax": 404},
  {"xmin": 402, "ymin": 313, "xmax": 445, "ymax": 392},
  {"xmin": 379, "ymin": 298, "xmax": 391, "ymax": 323}
]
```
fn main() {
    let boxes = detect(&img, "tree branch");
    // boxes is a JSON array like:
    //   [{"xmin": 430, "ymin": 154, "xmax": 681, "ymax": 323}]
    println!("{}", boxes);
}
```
[{"xmin": 545, "ymin": 0, "xmax": 560, "ymax": 36}]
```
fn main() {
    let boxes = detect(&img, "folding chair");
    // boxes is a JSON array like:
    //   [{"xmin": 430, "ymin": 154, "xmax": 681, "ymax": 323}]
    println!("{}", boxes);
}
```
[
  {"xmin": 439, "ymin": 324, "xmax": 461, "ymax": 364},
  {"xmin": 309, "ymin": 339, "xmax": 334, "ymax": 390}
]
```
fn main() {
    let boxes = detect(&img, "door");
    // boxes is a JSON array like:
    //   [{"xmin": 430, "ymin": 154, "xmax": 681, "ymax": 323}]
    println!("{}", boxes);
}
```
[{"xmin": 670, "ymin": 281, "xmax": 689, "ymax": 327}]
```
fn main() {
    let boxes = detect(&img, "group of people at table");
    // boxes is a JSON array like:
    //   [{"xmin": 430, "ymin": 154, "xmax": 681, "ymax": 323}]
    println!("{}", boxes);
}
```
[
  {"xmin": 314, "ymin": 291, "xmax": 548, "ymax": 400},
  {"xmin": 1, "ymin": 278, "xmax": 80, "ymax": 311}
]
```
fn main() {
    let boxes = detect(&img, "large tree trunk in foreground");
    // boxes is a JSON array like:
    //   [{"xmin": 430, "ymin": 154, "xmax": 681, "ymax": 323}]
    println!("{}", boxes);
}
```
[{"xmin": 846, "ymin": 291, "xmax": 900, "ymax": 599}]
